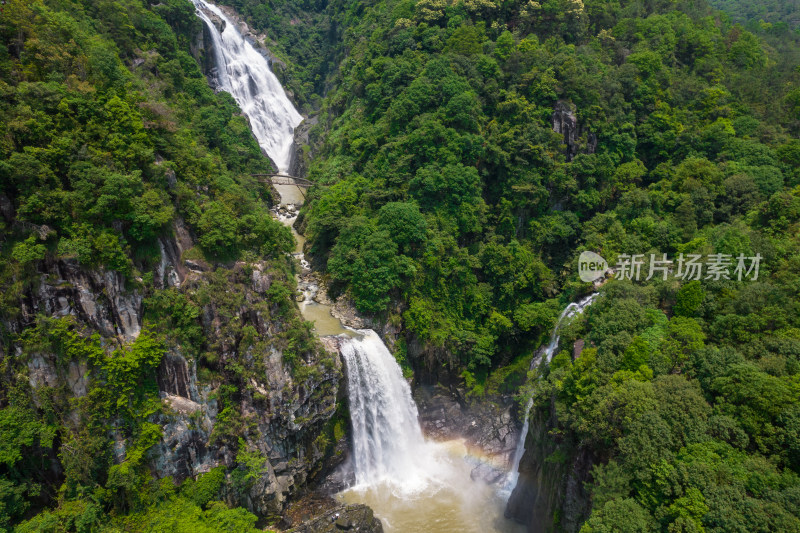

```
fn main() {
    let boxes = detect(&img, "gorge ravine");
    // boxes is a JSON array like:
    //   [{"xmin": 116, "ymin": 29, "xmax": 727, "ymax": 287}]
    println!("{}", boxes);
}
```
[{"xmin": 192, "ymin": 2, "xmax": 528, "ymax": 531}]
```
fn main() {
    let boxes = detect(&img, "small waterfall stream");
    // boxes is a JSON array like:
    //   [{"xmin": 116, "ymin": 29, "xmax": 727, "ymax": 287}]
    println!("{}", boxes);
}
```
[{"xmin": 502, "ymin": 293, "xmax": 598, "ymax": 497}]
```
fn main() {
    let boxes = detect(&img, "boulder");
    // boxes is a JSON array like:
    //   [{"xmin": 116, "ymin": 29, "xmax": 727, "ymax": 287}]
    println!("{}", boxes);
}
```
[{"xmin": 288, "ymin": 504, "xmax": 383, "ymax": 533}]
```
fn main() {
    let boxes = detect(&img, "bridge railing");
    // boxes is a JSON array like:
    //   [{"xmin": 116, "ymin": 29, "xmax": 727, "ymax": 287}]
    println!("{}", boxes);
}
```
[{"xmin": 251, "ymin": 173, "xmax": 314, "ymax": 187}]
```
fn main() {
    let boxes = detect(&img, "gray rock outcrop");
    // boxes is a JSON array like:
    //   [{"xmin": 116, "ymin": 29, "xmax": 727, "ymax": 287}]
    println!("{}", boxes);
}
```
[
  {"xmin": 414, "ymin": 384, "xmax": 519, "ymax": 485},
  {"xmin": 288, "ymin": 504, "xmax": 384, "ymax": 533},
  {"xmin": 552, "ymin": 101, "xmax": 597, "ymax": 161},
  {"xmin": 14, "ymin": 258, "xmax": 142, "ymax": 342},
  {"xmin": 288, "ymin": 116, "xmax": 318, "ymax": 179}
]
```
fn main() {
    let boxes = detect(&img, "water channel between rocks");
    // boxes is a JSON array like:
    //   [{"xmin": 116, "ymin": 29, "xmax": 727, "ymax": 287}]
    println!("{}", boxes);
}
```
[{"xmin": 273, "ymin": 184, "xmax": 351, "ymax": 337}]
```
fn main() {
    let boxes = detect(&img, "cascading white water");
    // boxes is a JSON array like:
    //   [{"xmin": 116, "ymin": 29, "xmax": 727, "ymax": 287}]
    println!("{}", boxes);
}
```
[
  {"xmin": 340, "ymin": 330, "xmax": 432, "ymax": 491},
  {"xmin": 192, "ymin": 0, "xmax": 302, "ymax": 171},
  {"xmin": 502, "ymin": 293, "xmax": 599, "ymax": 496},
  {"xmin": 501, "ymin": 397, "xmax": 533, "ymax": 497},
  {"xmin": 338, "ymin": 329, "xmax": 525, "ymax": 532}
]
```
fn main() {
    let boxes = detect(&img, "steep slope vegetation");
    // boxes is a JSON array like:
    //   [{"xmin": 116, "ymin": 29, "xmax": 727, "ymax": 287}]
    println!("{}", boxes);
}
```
[
  {"xmin": 709, "ymin": 0, "xmax": 800, "ymax": 29},
  {"xmin": 287, "ymin": 0, "xmax": 800, "ymax": 530},
  {"xmin": 296, "ymin": 0, "xmax": 800, "ymax": 375},
  {"xmin": 0, "ymin": 0, "xmax": 344, "ymax": 529}
]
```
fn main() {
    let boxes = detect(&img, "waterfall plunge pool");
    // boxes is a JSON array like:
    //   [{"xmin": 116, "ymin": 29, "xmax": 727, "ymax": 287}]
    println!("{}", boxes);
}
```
[
  {"xmin": 336, "ymin": 439, "xmax": 525, "ymax": 533},
  {"xmin": 336, "ymin": 330, "xmax": 525, "ymax": 533}
]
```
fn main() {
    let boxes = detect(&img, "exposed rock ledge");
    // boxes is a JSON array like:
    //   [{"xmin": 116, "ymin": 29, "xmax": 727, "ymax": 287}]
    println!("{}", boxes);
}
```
[
  {"xmin": 414, "ymin": 384, "xmax": 520, "ymax": 486},
  {"xmin": 287, "ymin": 504, "xmax": 383, "ymax": 533},
  {"xmin": 13, "ymin": 258, "xmax": 142, "ymax": 343}
]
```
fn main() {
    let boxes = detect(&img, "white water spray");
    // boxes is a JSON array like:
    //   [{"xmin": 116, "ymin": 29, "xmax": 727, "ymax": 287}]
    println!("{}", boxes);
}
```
[
  {"xmin": 192, "ymin": 0, "xmax": 302, "ymax": 171},
  {"xmin": 502, "ymin": 293, "xmax": 598, "ymax": 496},
  {"xmin": 339, "ymin": 330, "xmax": 437, "ymax": 492},
  {"xmin": 338, "ymin": 329, "xmax": 524, "ymax": 531}
]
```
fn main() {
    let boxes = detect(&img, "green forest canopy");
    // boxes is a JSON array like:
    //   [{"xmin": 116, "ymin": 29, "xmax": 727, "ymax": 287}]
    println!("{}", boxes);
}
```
[{"xmin": 0, "ymin": 0, "xmax": 799, "ymax": 530}]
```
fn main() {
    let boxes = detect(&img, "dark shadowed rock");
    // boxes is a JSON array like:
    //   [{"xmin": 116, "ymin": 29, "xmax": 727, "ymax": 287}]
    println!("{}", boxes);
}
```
[
  {"xmin": 158, "ymin": 353, "xmax": 192, "ymax": 398},
  {"xmin": 288, "ymin": 504, "xmax": 383, "ymax": 533},
  {"xmin": 505, "ymin": 408, "xmax": 594, "ymax": 533},
  {"xmin": 414, "ymin": 384, "xmax": 519, "ymax": 485},
  {"xmin": 553, "ymin": 101, "xmax": 578, "ymax": 159},
  {"xmin": 552, "ymin": 100, "xmax": 596, "ymax": 161},
  {"xmin": 289, "ymin": 116, "xmax": 318, "ymax": 178},
  {"xmin": 0, "ymin": 193, "xmax": 14, "ymax": 221}
]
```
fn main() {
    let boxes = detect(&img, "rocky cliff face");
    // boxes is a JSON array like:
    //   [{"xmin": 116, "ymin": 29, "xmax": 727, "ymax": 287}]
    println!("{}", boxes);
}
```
[
  {"xmin": 288, "ymin": 116, "xmax": 317, "ymax": 179},
  {"xmin": 12, "ymin": 258, "xmax": 143, "ymax": 343},
  {"xmin": 505, "ymin": 406, "xmax": 594, "ymax": 533},
  {"xmin": 552, "ymin": 101, "xmax": 597, "ymax": 162},
  {"xmin": 191, "ymin": 12, "xmax": 224, "ymax": 90},
  {"xmin": 7, "ymin": 222, "xmax": 343, "ymax": 520},
  {"xmin": 414, "ymin": 384, "xmax": 519, "ymax": 485}
]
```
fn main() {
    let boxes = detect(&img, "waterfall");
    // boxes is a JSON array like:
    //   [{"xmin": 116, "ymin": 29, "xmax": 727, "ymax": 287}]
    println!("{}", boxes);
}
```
[
  {"xmin": 192, "ymin": 0, "xmax": 302, "ymax": 172},
  {"xmin": 502, "ymin": 397, "xmax": 533, "ymax": 496},
  {"xmin": 533, "ymin": 292, "xmax": 599, "ymax": 369},
  {"xmin": 502, "ymin": 293, "xmax": 598, "ymax": 496},
  {"xmin": 340, "ymin": 330, "xmax": 434, "ymax": 492}
]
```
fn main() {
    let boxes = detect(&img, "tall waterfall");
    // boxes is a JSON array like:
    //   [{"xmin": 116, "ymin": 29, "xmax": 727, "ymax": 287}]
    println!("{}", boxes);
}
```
[
  {"xmin": 503, "ymin": 293, "xmax": 598, "ymax": 495},
  {"xmin": 193, "ymin": 0, "xmax": 302, "ymax": 171},
  {"xmin": 340, "ymin": 330, "xmax": 432, "ymax": 491},
  {"xmin": 338, "ymin": 330, "xmax": 524, "ymax": 532}
]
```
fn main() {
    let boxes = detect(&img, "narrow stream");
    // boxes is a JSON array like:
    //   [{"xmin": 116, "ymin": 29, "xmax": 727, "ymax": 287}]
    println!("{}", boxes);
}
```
[{"xmin": 271, "ymin": 187, "xmax": 349, "ymax": 337}]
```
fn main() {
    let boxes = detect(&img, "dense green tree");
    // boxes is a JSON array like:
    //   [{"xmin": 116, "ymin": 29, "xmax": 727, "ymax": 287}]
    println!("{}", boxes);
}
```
[
  {"xmin": 2, "ymin": 0, "xmax": 800, "ymax": 528},
  {"xmin": 580, "ymin": 498, "xmax": 657, "ymax": 533}
]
